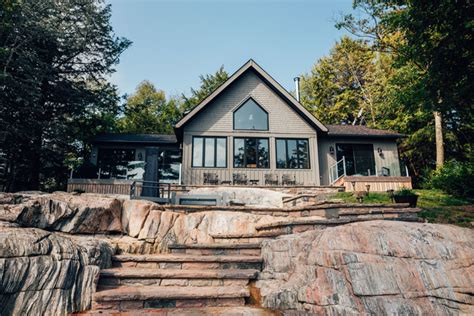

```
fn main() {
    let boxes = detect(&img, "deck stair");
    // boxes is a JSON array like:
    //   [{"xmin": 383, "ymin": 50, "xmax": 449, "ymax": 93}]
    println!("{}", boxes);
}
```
[{"xmin": 91, "ymin": 243, "xmax": 264, "ymax": 312}]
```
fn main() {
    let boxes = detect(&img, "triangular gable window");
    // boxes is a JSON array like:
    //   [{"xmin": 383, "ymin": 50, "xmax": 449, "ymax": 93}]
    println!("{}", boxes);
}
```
[{"xmin": 233, "ymin": 98, "xmax": 268, "ymax": 130}]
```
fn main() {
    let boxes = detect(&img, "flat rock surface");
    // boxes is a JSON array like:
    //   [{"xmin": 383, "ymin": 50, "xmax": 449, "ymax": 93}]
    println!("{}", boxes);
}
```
[
  {"xmin": 257, "ymin": 220, "xmax": 474, "ymax": 315},
  {"xmin": 93, "ymin": 286, "xmax": 249, "ymax": 301},
  {"xmin": 75, "ymin": 306, "xmax": 280, "ymax": 315},
  {"xmin": 113, "ymin": 254, "xmax": 263, "ymax": 263}
]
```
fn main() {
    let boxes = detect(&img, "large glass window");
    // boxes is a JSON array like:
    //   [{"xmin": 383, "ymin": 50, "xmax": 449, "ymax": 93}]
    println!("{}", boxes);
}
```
[
  {"xmin": 336, "ymin": 144, "xmax": 375, "ymax": 176},
  {"xmin": 97, "ymin": 148, "xmax": 136, "ymax": 179},
  {"xmin": 158, "ymin": 149, "xmax": 182, "ymax": 183},
  {"xmin": 233, "ymin": 98, "xmax": 268, "ymax": 130},
  {"xmin": 276, "ymin": 139, "xmax": 310, "ymax": 169},
  {"xmin": 192, "ymin": 137, "xmax": 226, "ymax": 168},
  {"xmin": 234, "ymin": 137, "xmax": 269, "ymax": 168}
]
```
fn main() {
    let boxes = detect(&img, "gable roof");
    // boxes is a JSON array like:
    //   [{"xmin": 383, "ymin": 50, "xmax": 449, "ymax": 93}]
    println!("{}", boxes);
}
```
[
  {"xmin": 325, "ymin": 125, "xmax": 405, "ymax": 139},
  {"xmin": 174, "ymin": 59, "xmax": 328, "ymax": 133}
]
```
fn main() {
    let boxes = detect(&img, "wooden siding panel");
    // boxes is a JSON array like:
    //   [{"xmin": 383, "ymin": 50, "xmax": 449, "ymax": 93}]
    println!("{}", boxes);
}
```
[{"xmin": 182, "ymin": 69, "xmax": 321, "ymax": 186}]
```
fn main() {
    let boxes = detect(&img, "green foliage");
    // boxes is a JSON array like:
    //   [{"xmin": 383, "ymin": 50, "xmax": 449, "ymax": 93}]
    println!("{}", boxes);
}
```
[
  {"xmin": 0, "ymin": 0, "xmax": 130, "ymax": 191},
  {"xmin": 393, "ymin": 188, "xmax": 417, "ymax": 197},
  {"xmin": 332, "ymin": 0, "xmax": 474, "ymax": 183},
  {"xmin": 117, "ymin": 81, "xmax": 180, "ymax": 134},
  {"xmin": 300, "ymin": 37, "xmax": 382, "ymax": 125},
  {"xmin": 335, "ymin": 189, "xmax": 473, "ymax": 227},
  {"xmin": 180, "ymin": 66, "xmax": 228, "ymax": 111},
  {"xmin": 426, "ymin": 160, "xmax": 474, "ymax": 198}
]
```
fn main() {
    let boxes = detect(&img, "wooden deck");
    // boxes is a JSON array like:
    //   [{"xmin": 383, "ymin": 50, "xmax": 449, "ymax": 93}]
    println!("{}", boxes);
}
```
[
  {"xmin": 66, "ymin": 179, "xmax": 343, "ymax": 196},
  {"xmin": 335, "ymin": 176, "xmax": 412, "ymax": 192}
]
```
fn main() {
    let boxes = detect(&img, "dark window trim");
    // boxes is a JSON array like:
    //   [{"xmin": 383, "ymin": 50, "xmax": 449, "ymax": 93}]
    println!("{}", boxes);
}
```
[
  {"xmin": 232, "ymin": 97, "xmax": 269, "ymax": 131},
  {"xmin": 233, "ymin": 137, "xmax": 270, "ymax": 169},
  {"xmin": 191, "ymin": 136, "xmax": 227, "ymax": 168},
  {"xmin": 275, "ymin": 138, "xmax": 311, "ymax": 169}
]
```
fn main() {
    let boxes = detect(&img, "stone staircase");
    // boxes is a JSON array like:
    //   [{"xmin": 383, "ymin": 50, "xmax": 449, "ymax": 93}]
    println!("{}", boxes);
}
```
[{"xmin": 91, "ymin": 243, "xmax": 263, "ymax": 312}]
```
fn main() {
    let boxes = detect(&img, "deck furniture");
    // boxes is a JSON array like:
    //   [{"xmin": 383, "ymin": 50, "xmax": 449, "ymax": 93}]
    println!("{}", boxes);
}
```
[
  {"xmin": 264, "ymin": 174, "xmax": 279, "ymax": 186},
  {"xmin": 249, "ymin": 179, "xmax": 259, "ymax": 185},
  {"xmin": 233, "ymin": 173, "xmax": 248, "ymax": 185},
  {"xmin": 203, "ymin": 173, "xmax": 219, "ymax": 185},
  {"xmin": 282, "ymin": 174, "xmax": 296, "ymax": 186}
]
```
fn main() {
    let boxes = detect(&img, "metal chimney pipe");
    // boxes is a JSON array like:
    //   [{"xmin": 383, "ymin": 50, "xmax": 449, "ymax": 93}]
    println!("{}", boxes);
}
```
[{"xmin": 294, "ymin": 77, "xmax": 301, "ymax": 102}]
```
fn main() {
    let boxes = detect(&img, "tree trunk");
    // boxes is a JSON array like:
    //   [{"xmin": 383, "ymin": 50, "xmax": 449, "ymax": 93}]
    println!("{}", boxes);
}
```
[{"xmin": 434, "ymin": 111, "xmax": 444, "ymax": 169}]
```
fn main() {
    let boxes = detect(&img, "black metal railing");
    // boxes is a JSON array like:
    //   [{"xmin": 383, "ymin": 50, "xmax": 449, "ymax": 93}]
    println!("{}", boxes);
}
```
[{"xmin": 130, "ymin": 180, "xmax": 171, "ymax": 203}]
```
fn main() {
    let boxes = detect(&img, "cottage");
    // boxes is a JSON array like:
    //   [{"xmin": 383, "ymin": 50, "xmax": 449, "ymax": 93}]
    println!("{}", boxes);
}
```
[{"xmin": 68, "ymin": 60, "xmax": 411, "ymax": 194}]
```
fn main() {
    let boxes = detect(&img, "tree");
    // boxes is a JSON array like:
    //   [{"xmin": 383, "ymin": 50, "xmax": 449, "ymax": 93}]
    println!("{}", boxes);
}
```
[
  {"xmin": 337, "ymin": 0, "xmax": 474, "ymax": 171},
  {"xmin": 300, "ymin": 36, "xmax": 385, "ymax": 125},
  {"xmin": 180, "ymin": 66, "xmax": 228, "ymax": 111},
  {"xmin": 0, "ymin": 0, "xmax": 130, "ymax": 191},
  {"xmin": 118, "ymin": 81, "xmax": 180, "ymax": 134}
]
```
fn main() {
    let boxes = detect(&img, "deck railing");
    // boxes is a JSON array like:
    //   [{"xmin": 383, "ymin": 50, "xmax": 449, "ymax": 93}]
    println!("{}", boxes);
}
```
[
  {"xmin": 329, "ymin": 156, "xmax": 346, "ymax": 185},
  {"xmin": 130, "ymin": 180, "xmax": 171, "ymax": 204}
]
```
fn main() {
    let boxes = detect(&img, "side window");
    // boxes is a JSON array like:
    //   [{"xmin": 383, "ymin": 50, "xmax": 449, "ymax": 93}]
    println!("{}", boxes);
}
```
[{"xmin": 192, "ymin": 137, "xmax": 227, "ymax": 168}]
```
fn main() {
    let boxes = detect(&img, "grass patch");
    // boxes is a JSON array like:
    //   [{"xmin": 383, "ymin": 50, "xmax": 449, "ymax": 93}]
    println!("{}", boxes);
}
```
[{"xmin": 332, "ymin": 189, "xmax": 473, "ymax": 227}]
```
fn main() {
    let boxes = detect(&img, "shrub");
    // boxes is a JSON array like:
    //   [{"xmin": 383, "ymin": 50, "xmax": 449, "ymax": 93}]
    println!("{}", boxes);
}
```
[
  {"xmin": 427, "ymin": 160, "xmax": 474, "ymax": 198},
  {"xmin": 393, "ymin": 188, "xmax": 417, "ymax": 197}
]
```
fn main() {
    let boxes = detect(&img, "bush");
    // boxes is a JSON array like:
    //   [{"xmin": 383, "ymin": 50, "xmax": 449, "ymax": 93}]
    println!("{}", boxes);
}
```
[
  {"xmin": 427, "ymin": 160, "xmax": 474, "ymax": 198},
  {"xmin": 393, "ymin": 188, "xmax": 417, "ymax": 197}
]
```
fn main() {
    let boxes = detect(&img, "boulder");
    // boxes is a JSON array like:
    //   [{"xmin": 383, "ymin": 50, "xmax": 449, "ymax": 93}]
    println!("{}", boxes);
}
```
[
  {"xmin": 0, "ymin": 192, "xmax": 123, "ymax": 234},
  {"xmin": 257, "ymin": 220, "xmax": 474, "ymax": 315},
  {"xmin": 0, "ymin": 226, "xmax": 114, "ymax": 315}
]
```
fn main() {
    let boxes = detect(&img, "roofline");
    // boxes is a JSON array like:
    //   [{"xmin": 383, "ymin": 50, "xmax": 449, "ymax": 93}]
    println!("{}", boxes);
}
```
[
  {"xmin": 322, "ymin": 133, "xmax": 406, "ymax": 139},
  {"xmin": 174, "ymin": 59, "xmax": 328, "ymax": 132}
]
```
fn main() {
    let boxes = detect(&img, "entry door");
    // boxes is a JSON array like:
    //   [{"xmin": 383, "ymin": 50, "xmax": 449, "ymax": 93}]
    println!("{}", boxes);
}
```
[
  {"xmin": 336, "ymin": 144, "xmax": 376, "ymax": 176},
  {"xmin": 142, "ymin": 147, "xmax": 159, "ymax": 197}
]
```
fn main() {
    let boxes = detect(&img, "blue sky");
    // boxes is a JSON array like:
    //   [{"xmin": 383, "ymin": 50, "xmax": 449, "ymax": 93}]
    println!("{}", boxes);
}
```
[{"xmin": 107, "ymin": 0, "xmax": 353, "ymax": 98}]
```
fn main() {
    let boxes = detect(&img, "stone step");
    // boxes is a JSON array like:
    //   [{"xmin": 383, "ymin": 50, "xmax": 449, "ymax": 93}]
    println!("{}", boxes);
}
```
[
  {"xmin": 168, "ymin": 243, "xmax": 261, "ymax": 256},
  {"xmin": 92, "ymin": 285, "xmax": 249, "ymax": 310},
  {"xmin": 78, "ymin": 306, "xmax": 279, "ymax": 315},
  {"xmin": 99, "ymin": 268, "xmax": 259, "ymax": 287},
  {"xmin": 112, "ymin": 254, "xmax": 263, "ymax": 270}
]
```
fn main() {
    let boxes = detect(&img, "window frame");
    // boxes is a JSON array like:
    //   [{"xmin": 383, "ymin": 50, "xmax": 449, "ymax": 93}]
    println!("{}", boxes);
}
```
[
  {"xmin": 233, "ymin": 137, "xmax": 270, "ymax": 169},
  {"xmin": 232, "ymin": 97, "xmax": 269, "ymax": 131},
  {"xmin": 275, "ymin": 138, "xmax": 311, "ymax": 169},
  {"xmin": 191, "ymin": 136, "xmax": 227, "ymax": 168}
]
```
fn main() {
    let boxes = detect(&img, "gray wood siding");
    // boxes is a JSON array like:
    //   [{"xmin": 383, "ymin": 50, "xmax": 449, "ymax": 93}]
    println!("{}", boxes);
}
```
[
  {"xmin": 185, "ymin": 70, "xmax": 315, "ymax": 134},
  {"xmin": 318, "ymin": 137, "xmax": 402, "ymax": 185},
  {"xmin": 182, "ymin": 70, "xmax": 320, "ymax": 185}
]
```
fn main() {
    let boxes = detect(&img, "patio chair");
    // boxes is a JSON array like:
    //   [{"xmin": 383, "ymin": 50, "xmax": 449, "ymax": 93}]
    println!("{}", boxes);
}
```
[
  {"xmin": 203, "ymin": 172, "xmax": 219, "ymax": 185},
  {"xmin": 264, "ymin": 173, "xmax": 279, "ymax": 186},
  {"xmin": 232, "ymin": 173, "xmax": 248, "ymax": 185},
  {"xmin": 282, "ymin": 174, "xmax": 296, "ymax": 186}
]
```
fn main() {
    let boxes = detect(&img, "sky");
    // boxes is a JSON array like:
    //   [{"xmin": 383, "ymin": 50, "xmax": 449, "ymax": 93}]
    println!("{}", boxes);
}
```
[{"xmin": 106, "ymin": 0, "xmax": 353, "ymax": 98}]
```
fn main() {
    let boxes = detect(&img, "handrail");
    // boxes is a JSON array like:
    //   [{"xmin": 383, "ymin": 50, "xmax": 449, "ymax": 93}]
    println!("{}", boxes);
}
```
[
  {"xmin": 130, "ymin": 180, "xmax": 171, "ymax": 202},
  {"xmin": 329, "ymin": 156, "xmax": 346, "ymax": 185}
]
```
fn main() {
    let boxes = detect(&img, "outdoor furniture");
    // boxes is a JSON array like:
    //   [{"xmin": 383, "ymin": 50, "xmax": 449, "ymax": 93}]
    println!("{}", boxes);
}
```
[
  {"xmin": 203, "ymin": 172, "xmax": 219, "ymax": 185},
  {"xmin": 264, "ymin": 174, "xmax": 279, "ymax": 186},
  {"xmin": 249, "ymin": 179, "xmax": 259, "ymax": 185},
  {"xmin": 221, "ymin": 180, "xmax": 232, "ymax": 185},
  {"xmin": 282, "ymin": 174, "xmax": 296, "ymax": 185},
  {"xmin": 233, "ymin": 173, "xmax": 248, "ymax": 185}
]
